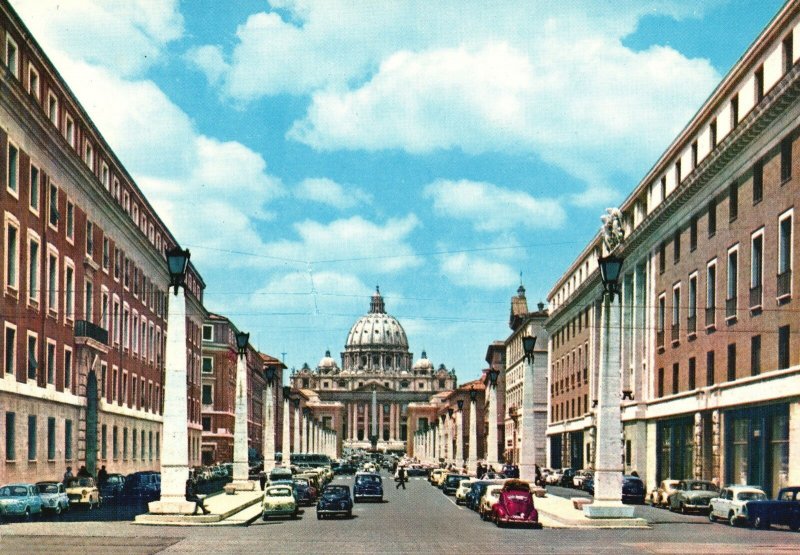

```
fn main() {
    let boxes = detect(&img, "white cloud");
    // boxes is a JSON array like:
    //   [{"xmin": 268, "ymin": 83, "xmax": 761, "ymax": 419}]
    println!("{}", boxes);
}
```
[
  {"xmin": 295, "ymin": 177, "xmax": 372, "ymax": 210},
  {"xmin": 424, "ymin": 179, "xmax": 565, "ymax": 231},
  {"xmin": 185, "ymin": 45, "xmax": 229, "ymax": 86},
  {"xmin": 250, "ymin": 270, "xmax": 371, "ymax": 313},
  {"xmin": 440, "ymin": 253, "xmax": 518, "ymax": 289},
  {"xmin": 9, "ymin": 0, "xmax": 183, "ymax": 77}
]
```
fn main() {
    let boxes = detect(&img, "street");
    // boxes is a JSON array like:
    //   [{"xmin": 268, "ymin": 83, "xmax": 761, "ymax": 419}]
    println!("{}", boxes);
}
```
[{"xmin": 2, "ymin": 471, "xmax": 800, "ymax": 554}]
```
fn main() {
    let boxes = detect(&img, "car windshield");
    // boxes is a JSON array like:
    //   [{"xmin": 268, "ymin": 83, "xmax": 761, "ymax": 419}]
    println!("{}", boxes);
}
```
[
  {"xmin": 294, "ymin": 479, "xmax": 309, "ymax": 487},
  {"xmin": 67, "ymin": 478, "xmax": 94, "ymax": 487},
  {"xmin": 37, "ymin": 484, "xmax": 60, "ymax": 494},
  {"xmin": 267, "ymin": 488, "xmax": 293, "ymax": 497},
  {"xmin": 356, "ymin": 475, "xmax": 381, "ymax": 484},
  {"xmin": 690, "ymin": 482, "xmax": 716, "ymax": 491},
  {"xmin": 738, "ymin": 492, "xmax": 767, "ymax": 501},
  {"xmin": 0, "ymin": 486, "xmax": 28, "ymax": 496},
  {"xmin": 323, "ymin": 487, "xmax": 348, "ymax": 497}
]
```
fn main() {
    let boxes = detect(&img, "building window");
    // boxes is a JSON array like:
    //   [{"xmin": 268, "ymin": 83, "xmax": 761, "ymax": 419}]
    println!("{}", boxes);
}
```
[
  {"xmin": 64, "ymin": 348, "xmax": 72, "ymax": 390},
  {"xmin": 751, "ymin": 335, "xmax": 761, "ymax": 376},
  {"xmin": 659, "ymin": 243, "xmax": 666, "ymax": 274},
  {"xmin": 657, "ymin": 294, "xmax": 666, "ymax": 349},
  {"xmin": 47, "ymin": 417, "xmax": 56, "ymax": 460},
  {"xmin": 689, "ymin": 216, "xmax": 697, "ymax": 251},
  {"xmin": 753, "ymin": 159, "xmax": 763, "ymax": 203},
  {"xmin": 706, "ymin": 351, "xmax": 715, "ymax": 386},
  {"xmin": 48, "ymin": 92, "xmax": 58, "ymax": 127},
  {"xmin": 48, "ymin": 184, "xmax": 59, "ymax": 227},
  {"xmin": 5, "ymin": 219, "xmax": 19, "ymax": 291},
  {"xmin": 112, "ymin": 426, "xmax": 118, "ymax": 460},
  {"xmin": 202, "ymin": 384, "xmax": 213, "ymax": 405},
  {"xmin": 784, "ymin": 33, "xmax": 794, "ymax": 73},
  {"xmin": 688, "ymin": 273, "xmax": 697, "ymax": 334},
  {"xmin": 673, "ymin": 231, "xmax": 680, "ymax": 263},
  {"xmin": 65, "ymin": 420, "xmax": 73, "ymax": 460},
  {"xmin": 101, "ymin": 163, "xmax": 109, "ymax": 190},
  {"xmin": 28, "ymin": 64, "xmax": 40, "ymax": 99},
  {"xmin": 5, "ymin": 34, "xmax": 18, "ymax": 77},
  {"xmin": 672, "ymin": 363, "xmax": 679, "ymax": 395},
  {"xmin": 778, "ymin": 211, "xmax": 793, "ymax": 298},
  {"xmin": 727, "ymin": 247, "xmax": 738, "ymax": 319},
  {"xmin": 5, "ymin": 412, "xmax": 16, "ymax": 460},
  {"xmin": 100, "ymin": 424, "xmax": 107, "ymax": 460},
  {"xmin": 29, "ymin": 165, "xmax": 40, "ymax": 214},
  {"xmin": 730, "ymin": 94, "xmax": 739, "ymax": 129},
  {"xmin": 710, "ymin": 118, "xmax": 717, "ymax": 149},
  {"xmin": 688, "ymin": 357, "xmax": 696, "ymax": 390},
  {"xmin": 86, "ymin": 221, "xmax": 94, "ymax": 258},
  {"xmin": 660, "ymin": 176, "xmax": 667, "ymax": 202},
  {"xmin": 778, "ymin": 325, "xmax": 791, "ymax": 370},
  {"xmin": 691, "ymin": 141, "xmax": 698, "ymax": 169},
  {"xmin": 729, "ymin": 182, "xmax": 738, "ymax": 221},
  {"xmin": 202, "ymin": 356, "xmax": 213, "ymax": 373},
  {"xmin": 781, "ymin": 137, "xmax": 793, "ymax": 183},
  {"xmin": 84, "ymin": 142, "xmax": 94, "ymax": 169},
  {"xmin": 27, "ymin": 333, "xmax": 38, "ymax": 381},
  {"xmin": 65, "ymin": 115, "xmax": 75, "ymax": 148},
  {"xmin": 46, "ymin": 341, "xmax": 55, "ymax": 385},
  {"xmin": 123, "ymin": 428, "xmax": 128, "ymax": 461},
  {"xmin": 755, "ymin": 65, "xmax": 764, "ymax": 103},
  {"xmin": 4, "ymin": 324, "xmax": 16, "ymax": 376},
  {"xmin": 65, "ymin": 201, "xmax": 74, "ymax": 241},
  {"xmin": 708, "ymin": 199, "xmax": 717, "ymax": 237},
  {"xmin": 727, "ymin": 343, "xmax": 737, "ymax": 382},
  {"xmin": 64, "ymin": 263, "xmax": 74, "ymax": 321},
  {"xmin": 85, "ymin": 280, "xmax": 93, "ymax": 323},
  {"xmin": 706, "ymin": 261, "xmax": 717, "ymax": 327},
  {"xmin": 657, "ymin": 368, "xmax": 664, "ymax": 397},
  {"xmin": 7, "ymin": 142, "xmax": 19, "ymax": 195},
  {"xmin": 47, "ymin": 253, "xmax": 57, "ymax": 313},
  {"xmin": 28, "ymin": 415, "xmax": 37, "ymax": 461},
  {"xmin": 751, "ymin": 230, "xmax": 763, "ymax": 308},
  {"xmin": 675, "ymin": 160, "xmax": 682, "ymax": 185},
  {"xmin": 102, "ymin": 237, "xmax": 109, "ymax": 271}
]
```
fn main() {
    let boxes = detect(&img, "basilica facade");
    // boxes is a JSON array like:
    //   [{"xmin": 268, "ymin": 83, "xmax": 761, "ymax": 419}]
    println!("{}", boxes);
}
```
[{"xmin": 290, "ymin": 288, "xmax": 456, "ymax": 452}]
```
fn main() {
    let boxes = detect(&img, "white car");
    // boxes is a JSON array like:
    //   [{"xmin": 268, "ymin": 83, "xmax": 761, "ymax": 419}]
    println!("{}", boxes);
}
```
[
  {"xmin": 546, "ymin": 469, "xmax": 563, "ymax": 485},
  {"xmin": 479, "ymin": 484, "xmax": 505, "ymax": 520},
  {"xmin": 36, "ymin": 481, "xmax": 70, "ymax": 515},
  {"xmin": 708, "ymin": 485, "xmax": 767, "ymax": 526},
  {"xmin": 455, "ymin": 478, "xmax": 476, "ymax": 505}
]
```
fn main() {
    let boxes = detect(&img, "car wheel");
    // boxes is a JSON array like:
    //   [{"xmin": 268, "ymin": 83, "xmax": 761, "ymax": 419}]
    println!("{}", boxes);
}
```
[
  {"xmin": 680, "ymin": 503, "xmax": 687, "ymax": 515},
  {"xmin": 316, "ymin": 512, "xmax": 322, "ymax": 520},
  {"xmin": 708, "ymin": 508, "xmax": 716, "ymax": 522},
  {"xmin": 262, "ymin": 513, "xmax": 268, "ymax": 521},
  {"xmin": 788, "ymin": 518, "xmax": 799, "ymax": 532},
  {"xmin": 729, "ymin": 512, "xmax": 738, "ymax": 527},
  {"xmin": 54, "ymin": 504, "xmax": 62, "ymax": 515},
  {"xmin": 24, "ymin": 507, "xmax": 31, "ymax": 520},
  {"xmin": 347, "ymin": 510, "xmax": 352, "ymax": 518},
  {"xmin": 754, "ymin": 516, "xmax": 770, "ymax": 530}
]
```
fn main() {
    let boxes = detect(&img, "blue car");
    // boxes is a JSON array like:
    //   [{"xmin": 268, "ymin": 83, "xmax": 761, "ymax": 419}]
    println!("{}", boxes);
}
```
[
  {"xmin": 0, "ymin": 483, "xmax": 43, "ymax": 519},
  {"xmin": 466, "ymin": 481, "xmax": 492, "ymax": 512},
  {"xmin": 317, "ymin": 485, "xmax": 353, "ymax": 519},
  {"xmin": 353, "ymin": 472, "xmax": 383, "ymax": 503}
]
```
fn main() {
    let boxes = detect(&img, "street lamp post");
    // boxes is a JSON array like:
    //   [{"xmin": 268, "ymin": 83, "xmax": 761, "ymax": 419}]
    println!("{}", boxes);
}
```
[
  {"xmin": 487, "ymin": 369, "xmax": 500, "ymax": 468},
  {"xmin": 263, "ymin": 366, "xmax": 277, "ymax": 473},
  {"xmin": 519, "ymin": 334, "xmax": 538, "ymax": 482},
  {"xmin": 282, "ymin": 386, "xmax": 291, "ymax": 465},
  {"xmin": 231, "ymin": 331, "xmax": 255, "ymax": 490},
  {"xmin": 149, "ymin": 246, "xmax": 193, "ymax": 514},
  {"xmin": 468, "ymin": 387, "xmax": 478, "ymax": 474},
  {"xmin": 456, "ymin": 399, "xmax": 464, "ymax": 469},
  {"xmin": 584, "ymin": 252, "xmax": 633, "ymax": 518}
]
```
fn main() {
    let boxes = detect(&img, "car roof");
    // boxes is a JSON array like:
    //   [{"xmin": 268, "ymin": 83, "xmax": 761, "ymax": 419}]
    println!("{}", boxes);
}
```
[
  {"xmin": 726, "ymin": 485, "xmax": 765, "ymax": 493},
  {"xmin": 35, "ymin": 480, "xmax": 60, "ymax": 485},
  {"xmin": 355, "ymin": 471, "xmax": 380, "ymax": 476}
]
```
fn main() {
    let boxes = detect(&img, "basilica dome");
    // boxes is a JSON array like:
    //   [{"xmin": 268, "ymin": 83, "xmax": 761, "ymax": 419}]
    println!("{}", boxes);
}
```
[
  {"xmin": 318, "ymin": 350, "xmax": 339, "ymax": 373},
  {"xmin": 345, "ymin": 287, "xmax": 409, "ymax": 349}
]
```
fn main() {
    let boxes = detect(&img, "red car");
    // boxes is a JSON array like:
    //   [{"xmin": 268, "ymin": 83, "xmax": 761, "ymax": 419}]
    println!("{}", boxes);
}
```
[{"xmin": 491, "ymin": 480, "xmax": 542, "ymax": 528}]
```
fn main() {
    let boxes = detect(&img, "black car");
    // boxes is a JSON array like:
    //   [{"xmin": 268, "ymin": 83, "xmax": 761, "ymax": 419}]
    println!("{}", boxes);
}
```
[
  {"xmin": 583, "ymin": 476, "xmax": 594, "ymax": 495},
  {"xmin": 293, "ymin": 478, "xmax": 317, "ymax": 506},
  {"xmin": 559, "ymin": 468, "xmax": 576, "ymax": 488},
  {"xmin": 501, "ymin": 465, "xmax": 520, "ymax": 479},
  {"xmin": 334, "ymin": 463, "xmax": 358, "ymax": 476},
  {"xmin": 622, "ymin": 475, "xmax": 645, "ymax": 504},
  {"xmin": 121, "ymin": 471, "xmax": 160, "ymax": 502},
  {"xmin": 317, "ymin": 485, "xmax": 353, "ymax": 519},
  {"xmin": 442, "ymin": 474, "xmax": 469, "ymax": 496},
  {"xmin": 406, "ymin": 466, "xmax": 429, "ymax": 478},
  {"xmin": 353, "ymin": 472, "xmax": 383, "ymax": 502},
  {"xmin": 99, "ymin": 473, "xmax": 126, "ymax": 501}
]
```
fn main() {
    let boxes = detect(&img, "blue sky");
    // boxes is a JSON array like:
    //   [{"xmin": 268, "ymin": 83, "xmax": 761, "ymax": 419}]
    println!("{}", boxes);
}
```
[{"xmin": 10, "ymin": 0, "xmax": 786, "ymax": 383}]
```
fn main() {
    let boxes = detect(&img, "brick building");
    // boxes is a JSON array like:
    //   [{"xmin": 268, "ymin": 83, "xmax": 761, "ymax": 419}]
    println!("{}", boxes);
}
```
[
  {"xmin": 1, "ymin": 0, "xmax": 205, "ymax": 484},
  {"xmin": 546, "ymin": 0, "xmax": 800, "ymax": 497}
]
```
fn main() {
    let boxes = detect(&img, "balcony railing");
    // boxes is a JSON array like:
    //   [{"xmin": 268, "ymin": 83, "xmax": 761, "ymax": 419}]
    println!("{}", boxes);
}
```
[
  {"xmin": 750, "ymin": 285, "xmax": 762, "ymax": 309},
  {"xmin": 74, "ymin": 320, "xmax": 109, "ymax": 345},
  {"xmin": 705, "ymin": 307, "xmax": 716, "ymax": 328},
  {"xmin": 656, "ymin": 330, "xmax": 665, "ymax": 349},
  {"xmin": 777, "ymin": 270, "xmax": 792, "ymax": 299},
  {"xmin": 726, "ymin": 297, "xmax": 737, "ymax": 319},
  {"xmin": 671, "ymin": 323, "xmax": 680, "ymax": 343},
  {"xmin": 687, "ymin": 315, "xmax": 697, "ymax": 335}
]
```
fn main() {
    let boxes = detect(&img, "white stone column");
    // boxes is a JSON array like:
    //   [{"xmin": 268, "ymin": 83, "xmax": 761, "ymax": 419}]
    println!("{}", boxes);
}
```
[
  {"xmin": 149, "ymin": 287, "xmax": 193, "ymax": 513},
  {"xmin": 263, "ymin": 382, "xmax": 275, "ymax": 472},
  {"xmin": 282, "ymin": 397, "xmax": 290, "ymax": 463},
  {"xmin": 444, "ymin": 416, "xmax": 452, "ymax": 463},
  {"xmin": 468, "ymin": 398, "xmax": 478, "ymax": 474},
  {"xmin": 293, "ymin": 406, "xmax": 301, "ymax": 454},
  {"xmin": 231, "ymin": 353, "xmax": 253, "ymax": 488},
  {"xmin": 455, "ymin": 408, "xmax": 463, "ymax": 467},
  {"xmin": 520, "ymin": 354, "xmax": 537, "ymax": 482},
  {"xmin": 371, "ymin": 390, "xmax": 378, "ymax": 444},
  {"xmin": 584, "ymin": 293, "xmax": 633, "ymax": 518},
  {"xmin": 487, "ymin": 383, "xmax": 499, "ymax": 467}
]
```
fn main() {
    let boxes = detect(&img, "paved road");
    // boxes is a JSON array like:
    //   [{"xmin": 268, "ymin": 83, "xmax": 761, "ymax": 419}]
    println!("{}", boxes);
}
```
[{"xmin": 2, "ymin": 471, "xmax": 799, "ymax": 554}]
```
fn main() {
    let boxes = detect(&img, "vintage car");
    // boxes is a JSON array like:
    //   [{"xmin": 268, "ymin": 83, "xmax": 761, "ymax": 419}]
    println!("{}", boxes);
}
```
[
  {"xmin": 709, "ymin": 485, "xmax": 768, "ymax": 526},
  {"xmin": 501, "ymin": 465, "xmax": 520, "ymax": 479},
  {"xmin": 262, "ymin": 484, "xmax": 298, "ymax": 520},
  {"xmin": 99, "ymin": 473, "xmax": 126, "ymax": 501},
  {"xmin": 442, "ymin": 474, "xmax": 470, "ymax": 496},
  {"xmin": 65, "ymin": 477, "xmax": 101, "ymax": 509},
  {"xmin": 316, "ymin": 485, "xmax": 353, "ymax": 519},
  {"xmin": 621, "ymin": 475, "xmax": 646, "ymax": 504},
  {"xmin": 429, "ymin": 468, "xmax": 446, "ymax": 485},
  {"xmin": 292, "ymin": 477, "xmax": 317, "ymax": 506},
  {"xmin": 36, "ymin": 481, "xmax": 70, "ymax": 514},
  {"xmin": 434, "ymin": 470, "xmax": 450, "ymax": 488},
  {"xmin": 545, "ymin": 469, "xmax": 564, "ymax": 485},
  {"xmin": 668, "ymin": 480, "xmax": 718, "ymax": 513},
  {"xmin": 573, "ymin": 470, "xmax": 593, "ymax": 489},
  {"xmin": 490, "ymin": 480, "xmax": 542, "ymax": 528},
  {"xmin": 744, "ymin": 486, "xmax": 800, "ymax": 530},
  {"xmin": 406, "ymin": 464, "xmax": 430, "ymax": 477},
  {"xmin": 455, "ymin": 478, "xmax": 476, "ymax": 505},
  {"xmin": 353, "ymin": 472, "xmax": 383, "ymax": 502},
  {"xmin": 649, "ymin": 479, "xmax": 680, "ymax": 507},
  {"xmin": 0, "ymin": 483, "xmax": 43, "ymax": 519},
  {"xmin": 466, "ymin": 481, "xmax": 492, "ymax": 512},
  {"xmin": 479, "ymin": 484, "xmax": 505, "ymax": 520},
  {"xmin": 120, "ymin": 471, "xmax": 160, "ymax": 502}
]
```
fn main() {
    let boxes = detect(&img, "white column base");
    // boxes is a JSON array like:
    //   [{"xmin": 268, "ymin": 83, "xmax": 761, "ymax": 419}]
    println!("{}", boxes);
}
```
[
  {"xmin": 228, "ymin": 480, "xmax": 257, "ymax": 491},
  {"xmin": 583, "ymin": 501, "xmax": 635, "ymax": 519},
  {"xmin": 147, "ymin": 499, "xmax": 198, "ymax": 515}
]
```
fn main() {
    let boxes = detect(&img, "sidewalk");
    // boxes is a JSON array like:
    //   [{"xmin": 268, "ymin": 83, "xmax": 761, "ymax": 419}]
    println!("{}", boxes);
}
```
[
  {"xmin": 134, "ymin": 490, "xmax": 263, "ymax": 526},
  {"xmin": 535, "ymin": 493, "xmax": 649, "ymax": 529}
]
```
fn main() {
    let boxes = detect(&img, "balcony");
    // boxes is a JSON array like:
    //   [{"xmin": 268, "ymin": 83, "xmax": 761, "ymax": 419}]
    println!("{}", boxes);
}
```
[
  {"xmin": 671, "ymin": 323, "xmax": 680, "ymax": 345},
  {"xmin": 705, "ymin": 307, "xmax": 716, "ymax": 330},
  {"xmin": 726, "ymin": 297, "xmax": 737, "ymax": 321},
  {"xmin": 656, "ymin": 330, "xmax": 665, "ymax": 350},
  {"xmin": 74, "ymin": 320, "xmax": 110, "ymax": 353},
  {"xmin": 777, "ymin": 270, "xmax": 792, "ymax": 300},
  {"xmin": 749, "ymin": 285, "xmax": 762, "ymax": 310},
  {"xmin": 687, "ymin": 315, "xmax": 697, "ymax": 337}
]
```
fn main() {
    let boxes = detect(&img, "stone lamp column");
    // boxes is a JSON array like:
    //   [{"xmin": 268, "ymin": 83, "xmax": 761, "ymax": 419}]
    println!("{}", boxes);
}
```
[
  {"xmin": 486, "ymin": 369, "xmax": 500, "ymax": 468},
  {"xmin": 519, "ymin": 335, "xmax": 538, "ymax": 482},
  {"xmin": 468, "ymin": 388, "xmax": 478, "ymax": 475},
  {"xmin": 281, "ymin": 387, "xmax": 291, "ymax": 464},
  {"xmin": 262, "ymin": 368, "xmax": 276, "ymax": 472},
  {"xmin": 456, "ymin": 400, "xmax": 464, "ymax": 468},
  {"xmin": 231, "ymin": 331, "xmax": 255, "ymax": 490}
]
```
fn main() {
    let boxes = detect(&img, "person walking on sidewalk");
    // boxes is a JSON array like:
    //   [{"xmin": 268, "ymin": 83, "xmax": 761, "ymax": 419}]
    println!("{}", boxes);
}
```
[
  {"xmin": 186, "ymin": 478, "xmax": 210, "ymax": 515},
  {"xmin": 396, "ymin": 466, "xmax": 407, "ymax": 489}
]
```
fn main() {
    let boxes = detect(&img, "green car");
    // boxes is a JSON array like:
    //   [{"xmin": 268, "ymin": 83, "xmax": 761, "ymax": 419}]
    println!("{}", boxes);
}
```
[{"xmin": 262, "ymin": 484, "xmax": 298, "ymax": 520}]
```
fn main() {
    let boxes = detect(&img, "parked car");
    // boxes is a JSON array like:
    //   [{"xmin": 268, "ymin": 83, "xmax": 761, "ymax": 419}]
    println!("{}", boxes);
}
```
[
  {"xmin": 292, "ymin": 477, "xmax": 317, "ymax": 506},
  {"xmin": 573, "ymin": 470, "xmax": 593, "ymax": 489},
  {"xmin": 65, "ymin": 477, "xmax": 101, "ymax": 509},
  {"xmin": 649, "ymin": 479, "xmax": 680, "ymax": 507},
  {"xmin": 559, "ymin": 468, "xmax": 576, "ymax": 488},
  {"xmin": 501, "ymin": 465, "xmax": 520, "ymax": 479},
  {"xmin": 316, "ymin": 485, "xmax": 353, "ymax": 519},
  {"xmin": 429, "ymin": 468, "xmax": 446, "ymax": 485},
  {"xmin": 455, "ymin": 478, "xmax": 476, "ymax": 505},
  {"xmin": 334, "ymin": 463, "xmax": 358, "ymax": 475},
  {"xmin": 582, "ymin": 476, "xmax": 594, "ymax": 495},
  {"xmin": 268, "ymin": 466, "xmax": 294, "ymax": 485},
  {"xmin": 0, "ymin": 483, "xmax": 43, "ymax": 519},
  {"xmin": 121, "ymin": 471, "xmax": 160, "ymax": 503},
  {"xmin": 491, "ymin": 479, "xmax": 542, "ymax": 528},
  {"xmin": 744, "ymin": 486, "xmax": 800, "ymax": 530},
  {"xmin": 622, "ymin": 475, "xmax": 646, "ymax": 504},
  {"xmin": 262, "ymin": 484, "xmax": 298, "ymax": 520},
  {"xmin": 546, "ymin": 469, "xmax": 563, "ymax": 485},
  {"xmin": 406, "ymin": 465, "xmax": 429, "ymax": 477},
  {"xmin": 353, "ymin": 472, "xmax": 383, "ymax": 503},
  {"xmin": 479, "ymin": 484, "xmax": 505, "ymax": 520},
  {"xmin": 709, "ymin": 485, "xmax": 768, "ymax": 526},
  {"xmin": 466, "ymin": 481, "xmax": 492, "ymax": 512},
  {"xmin": 99, "ymin": 473, "xmax": 126, "ymax": 501},
  {"xmin": 36, "ymin": 481, "xmax": 70, "ymax": 515},
  {"xmin": 442, "ymin": 474, "xmax": 470, "ymax": 496},
  {"xmin": 668, "ymin": 480, "xmax": 718, "ymax": 514}
]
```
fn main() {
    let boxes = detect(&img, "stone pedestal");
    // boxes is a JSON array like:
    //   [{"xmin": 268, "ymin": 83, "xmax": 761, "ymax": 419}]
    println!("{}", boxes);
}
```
[
  {"xmin": 227, "ymin": 480, "xmax": 257, "ymax": 492},
  {"xmin": 583, "ymin": 501, "xmax": 635, "ymax": 518},
  {"xmin": 147, "ymin": 499, "xmax": 197, "ymax": 515}
]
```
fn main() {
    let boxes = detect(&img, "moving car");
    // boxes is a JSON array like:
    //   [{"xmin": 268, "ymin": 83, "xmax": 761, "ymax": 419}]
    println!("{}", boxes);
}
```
[
  {"xmin": 442, "ymin": 474, "xmax": 470, "ymax": 496},
  {"xmin": 429, "ymin": 468, "xmax": 446, "ymax": 486},
  {"xmin": 668, "ymin": 480, "xmax": 718, "ymax": 514},
  {"xmin": 622, "ymin": 475, "xmax": 646, "ymax": 504},
  {"xmin": 36, "ymin": 481, "xmax": 70, "ymax": 515},
  {"xmin": 491, "ymin": 479, "xmax": 542, "ymax": 528},
  {"xmin": 316, "ymin": 485, "xmax": 353, "ymax": 519},
  {"xmin": 709, "ymin": 485, "xmax": 768, "ymax": 526},
  {"xmin": 479, "ymin": 484, "xmax": 505, "ymax": 520},
  {"xmin": 0, "ymin": 483, "xmax": 43, "ymax": 519},
  {"xmin": 262, "ymin": 484, "xmax": 298, "ymax": 520},
  {"xmin": 744, "ymin": 486, "xmax": 800, "ymax": 530},
  {"xmin": 65, "ymin": 477, "xmax": 101, "ymax": 509},
  {"xmin": 649, "ymin": 479, "xmax": 680, "ymax": 508},
  {"xmin": 455, "ymin": 479, "xmax": 476, "ymax": 505},
  {"xmin": 353, "ymin": 472, "xmax": 383, "ymax": 503},
  {"xmin": 334, "ymin": 463, "xmax": 358, "ymax": 475}
]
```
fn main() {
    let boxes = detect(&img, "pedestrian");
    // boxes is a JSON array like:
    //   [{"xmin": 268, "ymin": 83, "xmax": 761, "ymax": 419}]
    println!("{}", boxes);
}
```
[
  {"xmin": 63, "ymin": 466, "xmax": 73, "ymax": 483},
  {"xmin": 396, "ymin": 466, "xmax": 407, "ymax": 490},
  {"xmin": 77, "ymin": 465, "xmax": 90, "ymax": 478},
  {"xmin": 186, "ymin": 478, "xmax": 210, "ymax": 515},
  {"xmin": 535, "ymin": 465, "xmax": 542, "ymax": 486},
  {"xmin": 97, "ymin": 465, "xmax": 108, "ymax": 484},
  {"xmin": 259, "ymin": 470, "xmax": 267, "ymax": 491},
  {"xmin": 631, "ymin": 470, "xmax": 639, "ymax": 478}
]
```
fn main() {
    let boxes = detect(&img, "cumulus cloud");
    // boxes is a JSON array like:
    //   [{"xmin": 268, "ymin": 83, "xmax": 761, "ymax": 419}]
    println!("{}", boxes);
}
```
[
  {"xmin": 440, "ymin": 253, "xmax": 518, "ymax": 289},
  {"xmin": 295, "ymin": 177, "xmax": 372, "ymax": 210},
  {"xmin": 424, "ymin": 179, "xmax": 566, "ymax": 231}
]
